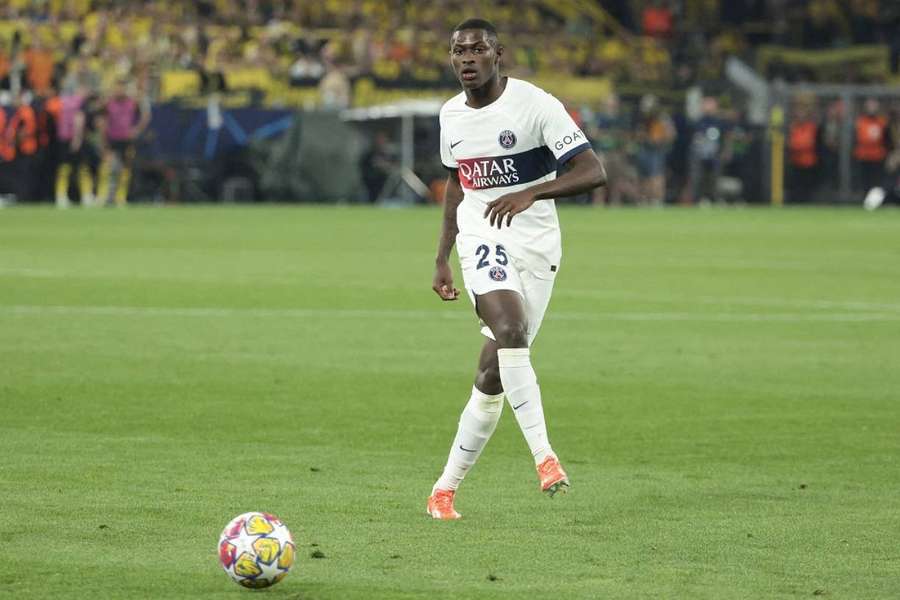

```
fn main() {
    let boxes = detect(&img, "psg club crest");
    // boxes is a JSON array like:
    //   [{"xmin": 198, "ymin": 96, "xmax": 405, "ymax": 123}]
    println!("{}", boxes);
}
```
[
  {"xmin": 498, "ymin": 130, "xmax": 517, "ymax": 149},
  {"xmin": 489, "ymin": 266, "xmax": 507, "ymax": 282}
]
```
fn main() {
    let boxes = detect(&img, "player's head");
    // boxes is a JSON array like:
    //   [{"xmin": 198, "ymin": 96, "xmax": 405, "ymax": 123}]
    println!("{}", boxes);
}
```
[
  {"xmin": 863, "ymin": 97, "xmax": 880, "ymax": 116},
  {"xmin": 449, "ymin": 19, "xmax": 503, "ymax": 90},
  {"xmin": 112, "ymin": 78, "xmax": 127, "ymax": 98}
]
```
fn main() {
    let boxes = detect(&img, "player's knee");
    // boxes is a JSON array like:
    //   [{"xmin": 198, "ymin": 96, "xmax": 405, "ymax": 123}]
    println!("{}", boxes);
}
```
[
  {"xmin": 492, "ymin": 320, "xmax": 528, "ymax": 348},
  {"xmin": 475, "ymin": 365, "xmax": 502, "ymax": 395}
]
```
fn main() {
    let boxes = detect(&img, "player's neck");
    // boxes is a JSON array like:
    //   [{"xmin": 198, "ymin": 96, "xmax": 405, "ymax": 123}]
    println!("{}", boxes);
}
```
[{"xmin": 464, "ymin": 76, "xmax": 507, "ymax": 109}]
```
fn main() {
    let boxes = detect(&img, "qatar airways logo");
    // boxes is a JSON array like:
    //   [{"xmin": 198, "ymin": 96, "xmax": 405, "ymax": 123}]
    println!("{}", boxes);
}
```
[{"xmin": 458, "ymin": 157, "xmax": 520, "ymax": 189}]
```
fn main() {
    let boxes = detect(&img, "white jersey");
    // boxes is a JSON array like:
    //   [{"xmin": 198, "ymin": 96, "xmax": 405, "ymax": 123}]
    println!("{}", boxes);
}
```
[{"xmin": 439, "ymin": 77, "xmax": 590, "ymax": 278}]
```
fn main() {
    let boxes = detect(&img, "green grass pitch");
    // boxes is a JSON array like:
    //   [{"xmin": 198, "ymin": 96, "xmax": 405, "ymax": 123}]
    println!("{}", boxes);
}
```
[{"xmin": 1, "ymin": 205, "xmax": 899, "ymax": 599}]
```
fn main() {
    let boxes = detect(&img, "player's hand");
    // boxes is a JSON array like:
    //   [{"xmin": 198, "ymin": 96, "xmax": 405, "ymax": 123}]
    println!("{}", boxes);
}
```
[
  {"xmin": 432, "ymin": 261, "xmax": 460, "ymax": 301},
  {"xmin": 484, "ymin": 190, "xmax": 536, "ymax": 229}
]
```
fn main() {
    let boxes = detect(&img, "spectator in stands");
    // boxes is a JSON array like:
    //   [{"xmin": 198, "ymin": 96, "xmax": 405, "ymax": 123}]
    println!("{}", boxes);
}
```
[
  {"xmin": 635, "ymin": 94, "xmax": 675, "ymax": 205},
  {"xmin": 9, "ymin": 89, "xmax": 38, "ymax": 200},
  {"xmin": 289, "ymin": 47, "xmax": 325, "ymax": 87},
  {"xmin": 589, "ymin": 93, "xmax": 640, "ymax": 205},
  {"xmin": 854, "ymin": 97, "xmax": 890, "ymax": 197},
  {"xmin": 719, "ymin": 107, "xmax": 755, "ymax": 203},
  {"xmin": 318, "ymin": 43, "xmax": 350, "ymax": 110},
  {"xmin": 690, "ymin": 95, "xmax": 728, "ymax": 204},
  {"xmin": 1, "ymin": 32, "xmax": 25, "ymax": 94},
  {"xmin": 787, "ymin": 99, "xmax": 822, "ymax": 203},
  {"xmin": 641, "ymin": 0, "xmax": 675, "ymax": 40},
  {"xmin": 24, "ymin": 37, "xmax": 54, "ymax": 96},
  {"xmin": 360, "ymin": 131, "xmax": 396, "ymax": 203},
  {"xmin": 594, "ymin": 36, "xmax": 629, "ymax": 82}
]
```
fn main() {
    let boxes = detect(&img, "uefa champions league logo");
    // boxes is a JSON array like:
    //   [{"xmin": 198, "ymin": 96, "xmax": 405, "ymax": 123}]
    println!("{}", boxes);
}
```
[{"xmin": 498, "ymin": 130, "xmax": 516, "ymax": 149}]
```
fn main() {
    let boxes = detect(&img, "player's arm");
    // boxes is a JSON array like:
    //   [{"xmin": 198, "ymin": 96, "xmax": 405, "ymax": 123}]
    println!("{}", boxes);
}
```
[
  {"xmin": 96, "ymin": 114, "xmax": 108, "ymax": 154},
  {"xmin": 433, "ymin": 169, "xmax": 463, "ymax": 301},
  {"xmin": 71, "ymin": 110, "xmax": 85, "ymax": 151},
  {"xmin": 485, "ymin": 148, "xmax": 606, "ymax": 228}
]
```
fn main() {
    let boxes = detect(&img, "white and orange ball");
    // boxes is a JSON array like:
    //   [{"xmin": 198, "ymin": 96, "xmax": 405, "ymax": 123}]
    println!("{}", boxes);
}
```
[{"xmin": 218, "ymin": 512, "xmax": 295, "ymax": 589}]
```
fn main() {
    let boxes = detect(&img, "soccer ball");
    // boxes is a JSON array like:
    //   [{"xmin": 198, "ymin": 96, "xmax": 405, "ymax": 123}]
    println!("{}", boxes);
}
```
[{"xmin": 218, "ymin": 512, "xmax": 296, "ymax": 589}]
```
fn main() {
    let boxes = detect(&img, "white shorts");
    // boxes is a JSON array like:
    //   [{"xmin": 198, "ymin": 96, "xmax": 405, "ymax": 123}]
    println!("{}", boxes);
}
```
[{"xmin": 458, "ymin": 238, "xmax": 556, "ymax": 346}]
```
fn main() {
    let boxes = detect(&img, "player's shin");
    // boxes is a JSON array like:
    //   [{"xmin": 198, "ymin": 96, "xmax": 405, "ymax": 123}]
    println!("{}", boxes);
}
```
[
  {"xmin": 497, "ymin": 348, "xmax": 554, "ymax": 464},
  {"xmin": 433, "ymin": 386, "xmax": 504, "ymax": 491}
]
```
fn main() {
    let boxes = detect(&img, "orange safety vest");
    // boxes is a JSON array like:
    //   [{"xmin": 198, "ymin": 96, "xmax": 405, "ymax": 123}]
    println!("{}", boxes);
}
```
[
  {"xmin": 788, "ymin": 120, "xmax": 818, "ymax": 168},
  {"xmin": 0, "ymin": 110, "xmax": 13, "ymax": 162},
  {"xmin": 854, "ymin": 114, "xmax": 888, "ymax": 162},
  {"xmin": 9, "ymin": 105, "xmax": 38, "ymax": 156}
]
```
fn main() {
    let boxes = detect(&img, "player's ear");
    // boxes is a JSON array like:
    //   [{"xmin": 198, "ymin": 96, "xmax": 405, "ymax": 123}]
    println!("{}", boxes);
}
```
[{"xmin": 495, "ymin": 44, "xmax": 503, "ymax": 63}]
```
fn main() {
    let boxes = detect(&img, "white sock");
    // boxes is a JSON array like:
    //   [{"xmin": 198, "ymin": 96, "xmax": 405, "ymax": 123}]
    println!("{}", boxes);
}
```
[
  {"xmin": 434, "ymin": 386, "xmax": 504, "ymax": 491},
  {"xmin": 498, "ymin": 347, "xmax": 553, "ymax": 465}
]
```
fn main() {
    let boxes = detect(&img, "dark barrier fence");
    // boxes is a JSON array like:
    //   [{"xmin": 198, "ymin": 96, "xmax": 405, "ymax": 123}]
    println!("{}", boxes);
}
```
[{"xmin": 137, "ymin": 104, "xmax": 366, "ymax": 203}]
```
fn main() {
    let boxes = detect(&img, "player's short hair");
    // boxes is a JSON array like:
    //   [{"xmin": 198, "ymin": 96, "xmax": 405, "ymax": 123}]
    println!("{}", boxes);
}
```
[{"xmin": 452, "ymin": 18, "xmax": 499, "ymax": 44}]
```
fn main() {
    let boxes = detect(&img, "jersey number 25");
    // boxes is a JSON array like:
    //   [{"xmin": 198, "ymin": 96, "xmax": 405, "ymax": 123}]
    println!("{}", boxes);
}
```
[{"xmin": 475, "ymin": 244, "xmax": 508, "ymax": 269}]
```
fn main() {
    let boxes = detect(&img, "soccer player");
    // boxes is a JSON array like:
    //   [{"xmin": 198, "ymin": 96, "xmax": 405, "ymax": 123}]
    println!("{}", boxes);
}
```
[
  {"xmin": 54, "ymin": 85, "xmax": 98, "ymax": 207},
  {"xmin": 97, "ymin": 78, "xmax": 150, "ymax": 206},
  {"xmin": 427, "ymin": 19, "xmax": 606, "ymax": 520}
]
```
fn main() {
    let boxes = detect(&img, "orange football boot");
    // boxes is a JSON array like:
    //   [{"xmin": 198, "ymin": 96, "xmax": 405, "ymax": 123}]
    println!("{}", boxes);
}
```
[
  {"xmin": 426, "ymin": 488, "xmax": 461, "ymax": 520},
  {"xmin": 537, "ymin": 455, "xmax": 570, "ymax": 497}
]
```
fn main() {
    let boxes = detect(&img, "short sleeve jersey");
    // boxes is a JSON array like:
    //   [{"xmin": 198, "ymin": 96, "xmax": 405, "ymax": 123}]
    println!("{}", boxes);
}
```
[{"xmin": 439, "ymin": 78, "xmax": 590, "ymax": 277}]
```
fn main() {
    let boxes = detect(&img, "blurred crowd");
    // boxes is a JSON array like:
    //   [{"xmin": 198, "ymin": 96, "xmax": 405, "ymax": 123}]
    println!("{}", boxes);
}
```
[
  {"xmin": 575, "ymin": 91, "xmax": 900, "ymax": 206},
  {"xmin": 787, "ymin": 96, "xmax": 900, "ymax": 207},
  {"xmin": 0, "ymin": 76, "xmax": 149, "ymax": 206},
  {"xmin": 578, "ymin": 92, "xmax": 761, "ymax": 205},
  {"xmin": 1, "ymin": 1, "xmax": 899, "ymax": 204},
  {"xmin": 2, "ymin": 1, "xmax": 897, "ymax": 106},
  {"xmin": 615, "ymin": 0, "xmax": 900, "ymax": 84}
]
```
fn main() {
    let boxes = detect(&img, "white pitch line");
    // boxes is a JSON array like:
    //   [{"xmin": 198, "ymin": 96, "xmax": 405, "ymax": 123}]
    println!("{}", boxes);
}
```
[
  {"xmin": 4, "ymin": 268, "xmax": 899, "ymax": 313},
  {"xmin": 0, "ymin": 304, "xmax": 898, "ymax": 323},
  {"xmin": 561, "ymin": 289, "xmax": 900, "ymax": 313},
  {"xmin": 0, "ymin": 267, "xmax": 60, "ymax": 278}
]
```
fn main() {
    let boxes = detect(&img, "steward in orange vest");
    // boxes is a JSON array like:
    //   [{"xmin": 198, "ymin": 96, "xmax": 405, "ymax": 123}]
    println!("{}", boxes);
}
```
[
  {"xmin": 786, "ymin": 105, "xmax": 822, "ymax": 203},
  {"xmin": 2, "ymin": 93, "xmax": 40, "ymax": 201},
  {"xmin": 0, "ymin": 108, "xmax": 14, "ymax": 162},
  {"xmin": 789, "ymin": 119, "xmax": 819, "ymax": 168},
  {"xmin": 855, "ymin": 99, "xmax": 892, "ymax": 193},
  {"xmin": 854, "ymin": 114, "xmax": 888, "ymax": 163},
  {"xmin": 9, "ymin": 102, "xmax": 38, "ymax": 157}
]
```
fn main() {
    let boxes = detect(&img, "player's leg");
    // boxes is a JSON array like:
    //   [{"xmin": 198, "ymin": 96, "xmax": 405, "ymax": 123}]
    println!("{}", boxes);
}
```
[
  {"xmin": 475, "ymin": 289, "xmax": 569, "ymax": 496},
  {"xmin": 429, "ymin": 339, "xmax": 505, "ymax": 520},
  {"xmin": 474, "ymin": 336, "xmax": 502, "ymax": 394},
  {"xmin": 115, "ymin": 144, "xmax": 135, "ymax": 206},
  {"xmin": 78, "ymin": 144, "xmax": 100, "ymax": 207},
  {"xmin": 476, "ymin": 291, "xmax": 549, "ymax": 461},
  {"xmin": 55, "ymin": 152, "xmax": 73, "ymax": 208},
  {"xmin": 97, "ymin": 149, "xmax": 113, "ymax": 206}
]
